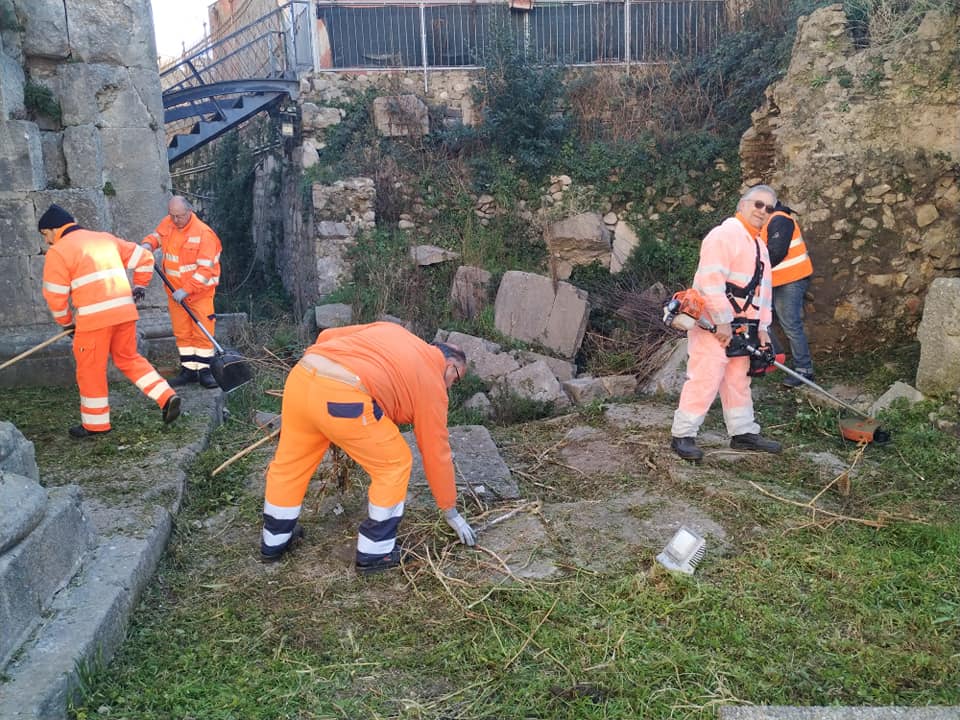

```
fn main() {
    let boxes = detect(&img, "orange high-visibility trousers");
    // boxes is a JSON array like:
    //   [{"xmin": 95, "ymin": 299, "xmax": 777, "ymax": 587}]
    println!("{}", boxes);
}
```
[
  {"xmin": 167, "ymin": 294, "xmax": 216, "ymax": 371},
  {"xmin": 671, "ymin": 326, "xmax": 759, "ymax": 438},
  {"xmin": 73, "ymin": 321, "xmax": 176, "ymax": 432},
  {"xmin": 261, "ymin": 363, "xmax": 412, "ymax": 561}
]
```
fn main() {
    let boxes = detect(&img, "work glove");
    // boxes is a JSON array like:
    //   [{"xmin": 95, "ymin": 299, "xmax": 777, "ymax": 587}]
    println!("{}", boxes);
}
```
[
  {"xmin": 152, "ymin": 248, "xmax": 163, "ymax": 266},
  {"xmin": 132, "ymin": 286, "xmax": 146, "ymax": 303},
  {"xmin": 140, "ymin": 241, "xmax": 153, "ymax": 251},
  {"xmin": 172, "ymin": 289, "xmax": 189, "ymax": 303},
  {"xmin": 443, "ymin": 508, "xmax": 477, "ymax": 546}
]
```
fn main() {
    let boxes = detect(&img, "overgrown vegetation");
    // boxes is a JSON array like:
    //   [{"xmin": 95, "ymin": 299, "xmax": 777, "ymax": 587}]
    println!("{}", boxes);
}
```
[{"xmin": 23, "ymin": 79, "xmax": 61, "ymax": 124}]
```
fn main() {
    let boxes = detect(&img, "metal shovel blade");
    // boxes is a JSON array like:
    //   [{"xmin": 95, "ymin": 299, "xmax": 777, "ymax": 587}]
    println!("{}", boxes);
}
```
[{"xmin": 211, "ymin": 349, "xmax": 252, "ymax": 393}]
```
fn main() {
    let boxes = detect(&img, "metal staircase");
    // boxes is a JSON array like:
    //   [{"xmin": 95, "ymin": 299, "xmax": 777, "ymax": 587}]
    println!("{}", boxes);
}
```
[{"xmin": 161, "ymin": 1, "xmax": 312, "ymax": 164}]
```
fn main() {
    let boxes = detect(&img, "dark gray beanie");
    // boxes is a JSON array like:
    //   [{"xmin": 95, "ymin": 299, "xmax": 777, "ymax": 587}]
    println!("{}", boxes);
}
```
[{"xmin": 38, "ymin": 204, "xmax": 75, "ymax": 231}]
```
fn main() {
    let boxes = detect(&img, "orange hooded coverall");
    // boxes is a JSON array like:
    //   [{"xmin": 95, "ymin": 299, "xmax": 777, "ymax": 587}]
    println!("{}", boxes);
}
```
[
  {"xmin": 671, "ymin": 213, "xmax": 774, "ymax": 439},
  {"xmin": 42, "ymin": 224, "xmax": 176, "ymax": 432},
  {"xmin": 261, "ymin": 322, "xmax": 457, "ymax": 564},
  {"xmin": 142, "ymin": 213, "xmax": 222, "ymax": 374}
]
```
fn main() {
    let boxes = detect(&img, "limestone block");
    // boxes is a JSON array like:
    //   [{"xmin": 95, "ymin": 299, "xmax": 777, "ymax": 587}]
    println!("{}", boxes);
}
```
[
  {"xmin": 498, "ymin": 360, "xmax": 569, "ymax": 407},
  {"xmin": 372, "ymin": 95, "xmax": 429, "ymax": 137},
  {"xmin": 867, "ymin": 381, "xmax": 925, "ymax": 417},
  {"xmin": 445, "ymin": 330, "xmax": 518, "ymax": 382},
  {"xmin": 0, "ymin": 198, "xmax": 42, "ymax": 256},
  {"xmin": 0, "ymin": 256, "xmax": 46, "ymax": 326},
  {"xmin": 64, "ymin": 0, "xmax": 157, "ymax": 68},
  {"xmin": 0, "ymin": 422, "xmax": 39, "ymax": 484},
  {"xmin": 610, "ymin": 221, "xmax": 639, "ymax": 273},
  {"xmin": 314, "ymin": 302, "xmax": 353, "ymax": 329},
  {"xmin": 57, "ymin": 64, "xmax": 160, "ymax": 128},
  {"xmin": 516, "ymin": 350, "xmax": 576, "ymax": 382},
  {"xmin": 99, "ymin": 126, "xmax": 168, "ymax": 238},
  {"xmin": 410, "ymin": 244, "xmax": 459, "ymax": 266},
  {"xmin": 0, "ymin": 472, "xmax": 45, "ymax": 553},
  {"xmin": 301, "ymin": 102, "xmax": 343, "ymax": 132},
  {"xmin": 494, "ymin": 270, "xmax": 589, "ymax": 358},
  {"xmin": 314, "ymin": 235, "xmax": 354, "ymax": 296},
  {"xmin": 463, "ymin": 392, "xmax": 492, "ymax": 418},
  {"xmin": 20, "ymin": 0, "xmax": 69, "ymax": 59},
  {"xmin": 62, "ymin": 124, "xmax": 104, "ymax": 188},
  {"xmin": 450, "ymin": 265, "xmax": 491, "ymax": 320},
  {"xmin": 33, "ymin": 188, "xmax": 109, "ymax": 230},
  {"xmin": 545, "ymin": 212, "xmax": 612, "ymax": 280},
  {"xmin": 562, "ymin": 376, "xmax": 608, "ymax": 405},
  {"xmin": 0, "ymin": 120, "xmax": 45, "ymax": 191},
  {"xmin": 0, "ymin": 50, "xmax": 25, "ymax": 117},
  {"xmin": 39, "ymin": 130, "xmax": 67, "ymax": 188},
  {"xmin": 640, "ymin": 338, "xmax": 689, "ymax": 396},
  {"xmin": 916, "ymin": 278, "xmax": 960, "ymax": 395},
  {"xmin": 601, "ymin": 374, "xmax": 638, "ymax": 398}
]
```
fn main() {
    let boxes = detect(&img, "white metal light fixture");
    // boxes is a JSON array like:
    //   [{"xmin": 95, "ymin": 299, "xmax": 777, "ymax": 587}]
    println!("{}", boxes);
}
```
[
  {"xmin": 656, "ymin": 526, "xmax": 706, "ymax": 575},
  {"xmin": 281, "ymin": 121, "xmax": 295, "ymax": 138}
]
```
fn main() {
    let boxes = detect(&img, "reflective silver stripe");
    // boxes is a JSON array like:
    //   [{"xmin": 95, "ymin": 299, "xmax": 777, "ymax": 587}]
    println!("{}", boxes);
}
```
[
  {"xmin": 72, "ymin": 268, "xmax": 126, "ymax": 289},
  {"xmin": 146, "ymin": 383, "xmax": 167, "ymax": 401},
  {"xmin": 262, "ymin": 528, "xmax": 293, "ymax": 549},
  {"xmin": 148, "ymin": 232, "xmax": 160, "ymax": 240},
  {"xmin": 212, "ymin": 252, "xmax": 221, "ymax": 262},
  {"xmin": 43, "ymin": 281, "xmax": 70, "ymax": 294},
  {"xmin": 357, "ymin": 534, "xmax": 395, "ymax": 555},
  {"xmin": 127, "ymin": 246, "xmax": 147, "ymax": 270},
  {"xmin": 76, "ymin": 296, "xmax": 134, "ymax": 316},
  {"xmin": 697, "ymin": 283, "xmax": 726, "ymax": 295},
  {"xmin": 264, "ymin": 500, "xmax": 302, "ymax": 519},
  {"xmin": 183, "ymin": 360, "xmax": 204, "ymax": 370},
  {"xmin": 134, "ymin": 264, "xmax": 153, "ymax": 273},
  {"xmin": 777, "ymin": 253, "xmax": 810, "ymax": 270},
  {"xmin": 193, "ymin": 273, "xmax": 217, "ymax": 285},
  {"xmin": 81, "ymin": 410, "xmax": 110, "ymax": 425},
  {"xmin": 176, "ymin": 345, "xmax": 197, "ymax": 355},
  {"xmin": 51, "ymin": 309, "xmax": 70, "ymax": 318},
  {"xmin": 180, "ymin": 263, "xmax": 198, "ymax": 272},
  {"xmin": 80, "ymin": 395, "xmax": 110, "ymax": 408},
  {"xmin": 166, "ymin": 254, "xmax": 179, "ymax": 261},
  {"xmin": 187, "ymin": 236, "xmax": 201, "ymax": 244},
  {"xmin": 696, "ymin": 264, "xmax": 727, "ymax": 275},
  {"xmin": 368, "ymin": 501, "xmax": 404, "ymax": 522},
  {"xmin": 726, "ymin": 270, "xmax": 753, "ymax": 284},
  {"xmin": 197, "ymin": 259, "xmax": 214, "ymax": 267},
  {"xmin": 195, "ymin": 348, "xmax": 215, "ymax": 359},
  {"xmin": 167, "ymin": 269, "xmax": 181, "ymax": 277},
  {"xmin": 788, "ymin": 238, "xmax": 804, "ymax": 249},
  {"xmin": 134, "ymin": 370, "xmax": 164, "ymax": 391}
]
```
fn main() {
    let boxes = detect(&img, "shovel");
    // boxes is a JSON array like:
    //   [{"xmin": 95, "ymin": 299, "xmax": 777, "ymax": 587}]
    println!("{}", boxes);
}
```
[
  {"xmin": 0, "ymin": 328, "xmax": 74, "ymax": 372},
  {"xmin": 153, "ymin": 265, "xmax": 251, "ymax": 393}
]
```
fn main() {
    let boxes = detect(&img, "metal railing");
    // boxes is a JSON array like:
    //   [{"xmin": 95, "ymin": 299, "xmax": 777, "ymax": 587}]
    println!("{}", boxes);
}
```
[{"xmin": 313, "ymin": 0, "xmax": 726, "ymax": 70}]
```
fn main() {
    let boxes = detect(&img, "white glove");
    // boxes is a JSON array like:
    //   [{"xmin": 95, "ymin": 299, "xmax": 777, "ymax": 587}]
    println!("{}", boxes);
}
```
[
  {"xmin": 153, "ymin": 249, "xmax": 163, "ymax": 266},
  {"xmin": 141, "ymin": 242, "xmax": 153, "ymax": 251},
  {"xmin": 443, "ymin": 508, "xmax": 476, "ymax": 546},
  {"xmin": 172, "ymin": 289, "xmax": 189, "ymax": 303}
]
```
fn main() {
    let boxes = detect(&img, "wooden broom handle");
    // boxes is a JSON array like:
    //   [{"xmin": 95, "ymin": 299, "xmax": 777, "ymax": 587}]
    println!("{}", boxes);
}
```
[{"xmin": 0, "ymin": 329, "xmax": 74, "ymax": 372}]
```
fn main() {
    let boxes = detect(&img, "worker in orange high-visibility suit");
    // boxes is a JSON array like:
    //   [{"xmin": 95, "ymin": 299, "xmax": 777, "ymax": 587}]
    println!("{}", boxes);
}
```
[
  {"xmin": 39, "ymin": 204, "xmax": 181, "ymax": 439},
  {"xmin": 141, "ymin": 196, "xmax": 222, "ymax": 389},
  {"xmin": 761, "ymin": 200, "xmax": 815, "ymax": 388},
  {"xmin": 260, "ymin": 322, "xmax": 477, "ymax": 574},
  {"xmin": 670, "ymin": 185, "xmax": 782, "ymax": 462}
]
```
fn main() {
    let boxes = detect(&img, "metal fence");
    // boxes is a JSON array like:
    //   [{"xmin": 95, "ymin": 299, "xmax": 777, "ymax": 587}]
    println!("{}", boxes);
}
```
[{"xmin": 314, "ymin": 0, "xmax": 726, "ymax": 70}]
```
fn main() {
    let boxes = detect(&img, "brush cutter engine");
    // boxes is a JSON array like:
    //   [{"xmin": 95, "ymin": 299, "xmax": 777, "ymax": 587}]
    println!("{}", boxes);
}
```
[{"xmin": 662, "ymin": 289, "xmax": 717, "ymax": 332}]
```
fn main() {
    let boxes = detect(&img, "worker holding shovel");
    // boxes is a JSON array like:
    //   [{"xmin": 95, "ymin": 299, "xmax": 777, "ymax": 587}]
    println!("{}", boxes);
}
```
[
  {"xmin": 260, "ymin": 322, "xmax": 477, "ymax": 573},
  {"xmin": 142, "ymin": 196, "xmax": 222, "ymax": 389},
  {"xmin": 39, "ymin": 204, "xmax": 181, "ymax": 438}
]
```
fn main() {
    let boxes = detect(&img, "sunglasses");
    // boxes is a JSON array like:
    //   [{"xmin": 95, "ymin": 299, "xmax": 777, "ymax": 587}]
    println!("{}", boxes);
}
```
[{"xmin": 753, "ymin": 200, "xmax": 776, "ymax": 213}]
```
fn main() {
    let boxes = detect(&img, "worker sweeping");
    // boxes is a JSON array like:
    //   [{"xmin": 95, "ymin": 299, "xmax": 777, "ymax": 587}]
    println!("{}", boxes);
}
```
[
  {"xmin": 260, "ymin": 322, "xmax": 477, "ymax": 573},
  {"xmin": 39, "ymin": 204, "xmax": 181, "ymax": 438},
  {"xmin": 669, "ymin": 185, "xmax": 783, "ymax": 461}
]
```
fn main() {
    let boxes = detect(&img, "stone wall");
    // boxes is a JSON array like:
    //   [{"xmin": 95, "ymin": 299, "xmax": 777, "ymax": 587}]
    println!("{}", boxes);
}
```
[
  {"xmin": 0, "ymin": 0, "xmax": 172, "ymax": 386},
  {"xmin": 741, "ymin": 5, "xmax": 960, "ymax": 352}
]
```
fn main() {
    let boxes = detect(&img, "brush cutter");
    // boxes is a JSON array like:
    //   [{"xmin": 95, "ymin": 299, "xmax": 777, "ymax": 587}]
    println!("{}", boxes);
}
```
[
  {"xmin": 153, "ymin": 265, "xmax": 251, "ymax": 393},
  {"xmin": 662, "ymin": 289, "xmax": 891, "ymax": 444}
]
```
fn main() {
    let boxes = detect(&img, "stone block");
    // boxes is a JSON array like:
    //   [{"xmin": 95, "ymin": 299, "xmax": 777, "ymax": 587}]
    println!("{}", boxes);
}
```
[
  {"xmin": 450, "ymin": 265, "xmax": 491, "ymax": 320},
  {"xmin": 0, "ymin": 256, "xmax": 45, "ymax": 326},
  {"xmin": 0, "ymin": 473, "xmax": 45, "ymax": 555},
  {"xmin": 0, "ymin": 120, "xmax": 45, "ymax": 191},
  {"xmin": 499, "ymin": 360, "xmax": 569, "ymax": 407},
  {"xmin": 611, "ymin": 221, "xmax": 640, "ymax": 273},
  {"xmin": 64, "ymin": 0, "xmax": 157, "ymax": 68},
  {"xmin": 0, "ymin": 484, "xmax": 95, "ymax": 669},
  {"xmin": 33, "ymin": 187, "xmax": 110, "ymax": 230},
  {"xmin": 0, "ymin": 50, "xmax": 25, "ymax": 117},
  {"xmin": 916, "ymin": 278, "xmax": 960, "ymax": 395},
  {"xmin": 40, "ymin": 130, "xmax": 67, "ymax": 188},
  {"xmin": 0, "ymin": 198, "xmax": 42, "ymax": 256},
  {"xmin": 315, "ymin": 303, "xmax": 353, "ymax": 329},
  {"xmin": 516, "ymin": 350, "xmax": 576, "ymax": 381},
  {"xmin": 62, "ymin": 124, "xmax": 104, "ymax": 188},
  {"xmin": 562, "ymin": 376, "xmax": 608, "ymax": 405},
  {"xmin": 494, "ymin": 270, "xmax": 589, "ymax": 358},
  {"xmin": 20, "ymin": 0, "xmax": 70, "ymax": 59},
  {"xmin": 0, "ymin": 422, "xmax": 39, "ymax": 485},
  {"xmin": 545, "ymin": 212, "xmax": 611, "ymax": 280},
  {"xmin": 372, "ymin": 95, "xmax": 429, "ymax": 137}
]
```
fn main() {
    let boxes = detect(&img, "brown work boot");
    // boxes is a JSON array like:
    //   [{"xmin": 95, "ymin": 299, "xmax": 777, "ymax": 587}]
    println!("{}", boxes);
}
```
[
  {"xmin": 730, "ymin": 433, "xmax": 782, "ymax": 454},
  {"xmin": 670, "ymin": 436, "xmax": 703, "ymax": 461}
]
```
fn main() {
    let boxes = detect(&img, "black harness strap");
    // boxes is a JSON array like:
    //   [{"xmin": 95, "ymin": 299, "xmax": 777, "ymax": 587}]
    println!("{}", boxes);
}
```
[{"xmin": 725, "ymin": 238, "xmax": 764, "ymax": 314}]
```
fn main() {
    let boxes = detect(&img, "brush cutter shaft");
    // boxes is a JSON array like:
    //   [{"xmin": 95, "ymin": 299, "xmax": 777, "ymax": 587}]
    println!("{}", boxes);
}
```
[
  {"xmin": 153, "ymin": 265, "xmax": 225, "ymax": 354},
  {"xmin": 0, "ymin": 329, "xmax": 74, "ymax": 372}
]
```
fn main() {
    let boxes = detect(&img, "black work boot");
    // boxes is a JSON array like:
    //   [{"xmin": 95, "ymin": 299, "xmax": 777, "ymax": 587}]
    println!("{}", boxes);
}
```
[
  {"xmin": 730, "ymin": 433, "xmax": 782, "ymax": 454},
  {"xmin": 260, "ymin": 523, "xmax": 305, "ymax": 563},
  {"xmin": 670, "ymin": 436, "xmax": 704, "ymax": 461},
  {"xmin": 197, "ymin": 368, "xmax": 219, "ymax": 389},
  {"xmin": 162, "ymin": 394, "xmax": 181, "ymax": 424},
  {"xmin": 782, "ymin": 369, "xmax": 814, "ymax": 388},
  {"xmin": 69, "ymin": 425, "xmax": 111, "ymax": 439},
  {"xmin": 168, "ymin": 367, "xmax": 198, "ymax": 387},
  {"xmin": 356, "ymin": 546, "xmax": 404, "ymax": 576}
]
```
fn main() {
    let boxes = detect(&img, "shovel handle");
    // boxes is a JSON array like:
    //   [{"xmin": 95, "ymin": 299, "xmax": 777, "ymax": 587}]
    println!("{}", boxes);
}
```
[
  {"xmin": 153, "ymin": 265, "xmax": 225, "ymax": 354},
  {"xmin": 0, "ymin": 328, "xmax": 74, "ymax": 372}
]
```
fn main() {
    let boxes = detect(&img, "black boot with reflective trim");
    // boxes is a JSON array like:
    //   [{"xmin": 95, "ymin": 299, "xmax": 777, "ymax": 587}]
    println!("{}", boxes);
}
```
[
  {"xmin": 260, "ymin": 523, "xmax": 304, "ymax": 563},
  {"xmin": 168, "ymin": 367, "xmax": 199, "ymax": 387},
  {"xmin": 670, "ymin": 436, "xmax": 703, "ymax": 461},
  {"xmin": 69, "ymin": 425, "xmax": 112, "ymax": 439},
  {"xmin": 197, "ymin": 368, "xmax": 219, "ymax": 389},
  {"xmin": 162, "ymin": 395, "xmax": 181, "ymax": 424},
  {"xmin": 356, "ymin": 546, "xmax": 404, "ymax": 576},
  {"xmin": 730, "ymin": 433, "xmax": 782, "ymax": 454}
]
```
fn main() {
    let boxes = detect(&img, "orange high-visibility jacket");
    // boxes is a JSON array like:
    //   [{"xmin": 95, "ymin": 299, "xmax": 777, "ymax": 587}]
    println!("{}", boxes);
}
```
[
  {"xmin": 761, "ymin": 211, "xmax": 813, "ymax": 287},
  {"xmin": 305, "ymin": 322, "xmax": 457, "ymax": 510},
  {"xmin": 42, "ymin": 224, "xmax": 154, "ymax": 331},
  {"xmin": 692, "ymin": 214, "xmax": 773, "ymax": 330},
  {"xmin": 142, "ymin": 213, "xmax": 222, "ymax": 298}
]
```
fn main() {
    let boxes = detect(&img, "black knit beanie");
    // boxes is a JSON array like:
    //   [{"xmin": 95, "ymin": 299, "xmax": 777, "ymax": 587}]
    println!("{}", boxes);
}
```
[{"xmin": 38, "ymin": 204, "xmax": 75, "ymax": 231}]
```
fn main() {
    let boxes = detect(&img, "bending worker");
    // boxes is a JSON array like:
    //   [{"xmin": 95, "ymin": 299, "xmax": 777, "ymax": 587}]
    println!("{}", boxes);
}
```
[
  {"xmin": 670, "ymin": 185, "xmax": 782, "ymax": 461},
  {"xmin": 141, "ymin": 196, "xmax": 222, "ymax": 389},
  {"xmin": 260, "ymin": 321, "xmax": 477, "ymax": 574},
  {"xmin": 39, "ymin": 204, "xmax": 181, "ymax": 438},
  {"xmin": 761, "ymin": 200, "xmax": 815, "ymax": 388}
]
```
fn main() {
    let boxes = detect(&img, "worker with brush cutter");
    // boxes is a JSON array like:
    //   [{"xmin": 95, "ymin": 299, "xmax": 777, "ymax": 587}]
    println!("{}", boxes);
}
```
[
  {"xmin": 141, "ymin": 196, "xmax": 222, "ymax": 389},
  {"xmin": 39, "ymin": 204, "xmax": 181, "ymax": 438},
  {"xmin": 259, "ymin": 322, "xmax": 477, "ymax": 574},
  {"xmin": 669, "ymin": 185, "xmax": 783, "ymax": 462}
]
